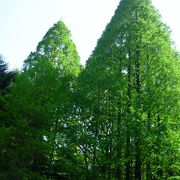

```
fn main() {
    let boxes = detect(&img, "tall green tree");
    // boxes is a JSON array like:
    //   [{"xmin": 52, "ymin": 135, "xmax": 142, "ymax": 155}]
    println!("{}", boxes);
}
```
[
  {"xmin": 0, "ymin": 55, "xmax": 16, "ymax": 95},
  {"xmin": 0, "ymin": 55, "xmax": 19, "ymax": 179},
  {"xmin": 77, "ymin": 0, "xmax": 180, "ymax": 179},
  {"xmin": 1, "ymin": 1, "xmax": 179, "ymax": 179},
  {"xmin": 6, "ymin": 21, "xmax": 82, "ymax": 179},
  {"xmin": 0, "ymin": 55, "xmax": 16, "ymax": 127}
]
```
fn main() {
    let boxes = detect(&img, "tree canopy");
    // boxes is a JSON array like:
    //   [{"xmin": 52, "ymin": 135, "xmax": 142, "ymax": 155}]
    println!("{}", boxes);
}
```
[{"xmin": 0, "ymin": 0, "xmax": 179, "ymax": 179}]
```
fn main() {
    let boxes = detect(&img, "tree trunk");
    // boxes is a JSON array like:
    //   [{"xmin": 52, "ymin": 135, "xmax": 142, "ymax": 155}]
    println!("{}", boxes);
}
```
[
  {"xmin": 135, "ymin": 48, "xmax": 141, "ymax": 180},
  {"xmin": 135, "ymin": 139, "xmax": 141, "ymax": 180},
  {"xmin": 116, "ymin": 96, "xmax": 123, "ymax": 180},
  {"xmin": 126, "ymin": 49, "xmax": 132, "ymax": 180},
  {"xmin": 126, "ymin": 136, "xmax": 131, "ymax": 180}
]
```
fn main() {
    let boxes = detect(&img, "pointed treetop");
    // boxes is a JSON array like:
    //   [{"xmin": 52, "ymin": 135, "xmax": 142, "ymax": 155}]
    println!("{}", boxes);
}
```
[{"xmin": 24, "ymin": 20, "xmax": 81, "ymax": 76}]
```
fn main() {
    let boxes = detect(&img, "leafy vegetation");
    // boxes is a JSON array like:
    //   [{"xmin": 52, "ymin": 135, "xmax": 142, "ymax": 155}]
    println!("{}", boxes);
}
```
[{"xmin": 0, "ymin": 0, "xmax": 180, "ymax": 179}]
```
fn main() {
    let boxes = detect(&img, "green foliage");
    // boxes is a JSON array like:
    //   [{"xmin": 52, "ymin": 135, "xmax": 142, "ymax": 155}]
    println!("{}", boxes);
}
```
[
  {"xmin": 0, "ymin": 1, "xmax": 180, "ymax": 179},
  {"xmin": 0, "ymin": 55, "xmax": 17, "ymax": 94},
  {"xmin": 2, "ymin": 21, "xmax": 82, "ymax": 178},
  {"xmin": 76, "ymin": 0, "xmax": 180, "ymax": 179}
]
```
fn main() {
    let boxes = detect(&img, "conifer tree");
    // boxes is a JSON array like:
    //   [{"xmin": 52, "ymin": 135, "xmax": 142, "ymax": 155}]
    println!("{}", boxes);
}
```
[
  {"xmin": 7, "ymin": 21, "xmax": 81, "ymax": 179},
  {"xmin": 1, "ymin": 1, "xmax": 179, "ymax": 179},
  {"xmin": 77, "ymin": 0, "xmax": 180, "ymax": 179},
  {"xmin": 0, "ymin": 56, "xmax": 18, "ymax": 179}
]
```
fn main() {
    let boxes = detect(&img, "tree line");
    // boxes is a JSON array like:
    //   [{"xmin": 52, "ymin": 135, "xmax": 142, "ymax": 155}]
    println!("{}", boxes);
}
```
[{"xmin": 0, "ymin": 0, "xmax": 180, "ymax": 179}]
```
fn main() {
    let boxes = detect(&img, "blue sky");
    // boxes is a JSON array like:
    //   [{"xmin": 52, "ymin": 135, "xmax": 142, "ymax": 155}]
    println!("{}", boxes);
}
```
[{"xmin": 0, "ymin": 0, "xmax": 180, "ymax": 70}]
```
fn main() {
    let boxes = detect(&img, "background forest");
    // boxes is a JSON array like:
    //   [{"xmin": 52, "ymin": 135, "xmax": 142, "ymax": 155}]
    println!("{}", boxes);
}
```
[{"xmin": 0, "ymin": 0, "xmax": 180, "ymax": 179}]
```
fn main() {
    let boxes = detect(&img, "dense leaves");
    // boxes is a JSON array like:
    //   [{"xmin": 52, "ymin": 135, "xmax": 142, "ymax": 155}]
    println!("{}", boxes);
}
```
[
  {"xmin": 0, "ymin": 0, "xmax": 180, "ymax": 179},
  {"xmin": 76, "ymin": 0, "xmax": 180, "ymax": 179}
]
